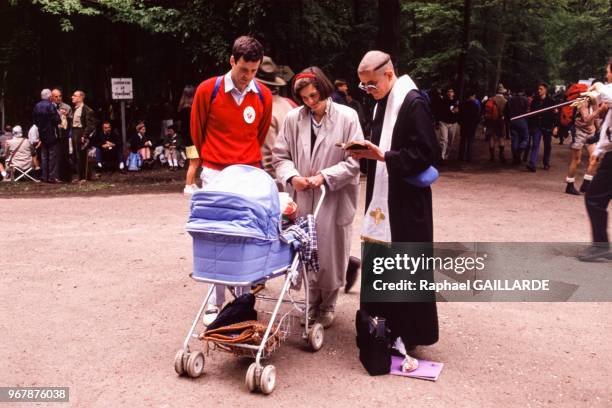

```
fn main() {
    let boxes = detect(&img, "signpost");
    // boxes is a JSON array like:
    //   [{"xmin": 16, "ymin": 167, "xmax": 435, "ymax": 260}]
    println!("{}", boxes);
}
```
[{"xmin": 111, "ymin": 78, "xmax": 133, "ymax": 149}]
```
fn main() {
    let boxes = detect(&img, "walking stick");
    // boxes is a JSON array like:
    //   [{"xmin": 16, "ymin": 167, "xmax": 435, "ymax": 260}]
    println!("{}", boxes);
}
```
[{"xmin": 510, "ymin": 96, "xmax": 589, "ymax": 121}]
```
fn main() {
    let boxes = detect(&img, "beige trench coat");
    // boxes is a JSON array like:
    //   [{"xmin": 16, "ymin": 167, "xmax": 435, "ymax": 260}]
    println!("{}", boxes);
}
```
[{"xmin": 273, "ymin": 100, "xmax": 362, "ymax": 291}]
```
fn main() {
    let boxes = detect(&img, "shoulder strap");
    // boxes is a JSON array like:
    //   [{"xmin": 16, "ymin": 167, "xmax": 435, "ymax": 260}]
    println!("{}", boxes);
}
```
[
  {"xmin": 209, "ymin": 76, "xmax": 223, "ymax": 104},
  {"xmin": 404, "ymin": 89, "xmax": 435, "ymax": 121},
  {"xmin": 6, "ymin": 138, "xmax": 27, "ymax": 166},
  {"xmin": 253, "ymin": 80, "xmax": 265, "ymax": 105}
]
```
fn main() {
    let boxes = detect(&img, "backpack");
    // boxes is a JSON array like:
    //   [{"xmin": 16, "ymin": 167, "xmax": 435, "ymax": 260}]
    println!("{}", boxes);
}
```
[
  {"xmin": 560, "ymin": 83, "xmax": 588, "ymax": 128},
  {"xmin": 484, "ymin": 98, "xmax": 500, "ymax": 121},
  {"xmin": 126, "ymin": 152, "xmax": 142, "ymax": 171}
]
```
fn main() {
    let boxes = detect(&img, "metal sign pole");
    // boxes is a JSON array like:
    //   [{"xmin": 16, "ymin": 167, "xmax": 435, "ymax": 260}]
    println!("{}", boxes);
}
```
[{"xmin": 121, "ymin": 100, "xmax": 127, "ymax": 149}]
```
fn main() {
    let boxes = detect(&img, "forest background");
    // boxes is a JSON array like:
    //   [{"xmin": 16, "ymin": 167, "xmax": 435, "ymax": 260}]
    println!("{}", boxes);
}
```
[{"xmin": 1, "ymin": 0, "xmax": 610, "ymax": 125}]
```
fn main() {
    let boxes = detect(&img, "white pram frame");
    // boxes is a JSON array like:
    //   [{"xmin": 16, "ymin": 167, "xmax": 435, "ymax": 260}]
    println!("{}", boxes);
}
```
[{"xmin": 174, "ymin": 185, "xmax": 326, "ymax": 395}]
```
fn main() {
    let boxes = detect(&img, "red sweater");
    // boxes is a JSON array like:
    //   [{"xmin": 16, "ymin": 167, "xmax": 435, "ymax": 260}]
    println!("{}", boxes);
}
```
[{"xmin": 190, "ymin": 76, "xmax": 273, "ymax": 170}]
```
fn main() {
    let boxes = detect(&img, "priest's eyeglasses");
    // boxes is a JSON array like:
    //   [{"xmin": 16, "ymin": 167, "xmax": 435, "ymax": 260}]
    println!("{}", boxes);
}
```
[{"xmin": 358, "ymin": 57, "xmax": 391, "ymax": 92}]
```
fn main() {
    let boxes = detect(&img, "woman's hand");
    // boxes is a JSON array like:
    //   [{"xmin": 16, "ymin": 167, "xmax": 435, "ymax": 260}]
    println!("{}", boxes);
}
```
[
  {"xmin": 307, "ymin": 174, "xmax": 325, "ymax": 188},
  {"xmin": 291, "ymin": 176, "xmax": 311, "ymax": 192},
  {"xmin": 348, "ymin": 140, "xmax": 385, "ymax": 161}
]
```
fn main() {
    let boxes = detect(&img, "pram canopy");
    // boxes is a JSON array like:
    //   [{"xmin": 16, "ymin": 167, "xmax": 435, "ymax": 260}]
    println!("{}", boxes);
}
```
[{"xmin": 187, "ymin": 165, "xmax": 281, "ymax": 240}]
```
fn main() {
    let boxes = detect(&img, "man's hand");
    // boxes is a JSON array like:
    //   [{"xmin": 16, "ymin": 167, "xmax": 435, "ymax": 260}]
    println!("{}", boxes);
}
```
[
  {"xmin": 291, "ymin": 176, "xmax": 311, "ymax": 192},
  {"xmin": 588, "ymin": 82, "xmax": 604, "ymax": 93},
  {"xmin": 307, "ymin": 174, "xmax": 325, "ymax": 188},
  {"xmin": 348, "ymin": 140, "xmax": 385, "ymax": 161},
  {"xmin": 552, "ymin": 127, "xmax": 558, "ymax": 137}
]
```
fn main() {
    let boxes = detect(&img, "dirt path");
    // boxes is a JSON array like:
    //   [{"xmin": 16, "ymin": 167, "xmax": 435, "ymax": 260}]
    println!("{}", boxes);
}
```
[{"xmin": 1, "ymin": 140, "xmax": 610, "ymax": 407}]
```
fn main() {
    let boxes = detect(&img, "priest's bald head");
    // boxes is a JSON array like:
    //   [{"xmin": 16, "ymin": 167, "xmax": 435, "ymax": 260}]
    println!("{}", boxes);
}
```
[{"xmin": 357, "ymin": 50, "xmax": 397, "ymax": 100}]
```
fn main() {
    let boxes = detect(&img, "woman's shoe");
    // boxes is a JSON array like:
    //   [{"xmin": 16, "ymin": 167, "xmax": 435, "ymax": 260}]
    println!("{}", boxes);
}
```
[
  {"xmin": 202, "ymin": 304, "xmax": 220, "ymax": 327},
  {"xmin": 316, "ymin": 311, "xmax": 335, "ymax": 329}
]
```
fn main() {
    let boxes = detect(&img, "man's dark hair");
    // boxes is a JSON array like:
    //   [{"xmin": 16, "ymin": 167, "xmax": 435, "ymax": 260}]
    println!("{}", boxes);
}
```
[
  {"xmin": 75, "ymin": 89, "xmax": 86, "ymax": 99},
  {"xmin": 291, "ymin": 66, "xmax": 334, "ymax": 104},
  {"xmin": 102, "ymin": 120, "xmax": 112, "ymax": 126},
  {"xmin": 334, "ymin": 79, "xmax": 347, "ymax": 89},
  {"xmin": 232, "ymin": 36, "xmax": 264, "ymax": 63},
  {"xmin": 538, "ymin": 82, "xmax": 548, "ymax": 90}
]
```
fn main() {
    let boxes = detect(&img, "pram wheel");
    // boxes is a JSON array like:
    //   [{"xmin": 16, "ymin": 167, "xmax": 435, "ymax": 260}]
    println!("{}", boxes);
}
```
[
  {"xmin": 245, "ymin": 363, "xmax": 258, "ymax": 392},
  {"xmin": 245, "ymin": 363, "xmax": 277, "ymax": 394},
  {"xmin": 308, "ymin": 323, "xmax": 324, "ymax": 351},
  {"xmin": 174, "ymin": 348, "xmax": 187, "ymax": 375},
  {"xmin": 186, "ymin": 351, "xmax": 205, "ymax": 378},
  {"xmin": 260, "ymin": 365, "xmax": 277, "ymax": 395}
]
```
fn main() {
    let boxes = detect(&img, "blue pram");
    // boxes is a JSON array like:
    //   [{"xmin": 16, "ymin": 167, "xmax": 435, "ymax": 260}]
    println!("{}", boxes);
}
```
[{"xmin": 175, "ymin": 165, "xmax": 326, "ymax": 395}]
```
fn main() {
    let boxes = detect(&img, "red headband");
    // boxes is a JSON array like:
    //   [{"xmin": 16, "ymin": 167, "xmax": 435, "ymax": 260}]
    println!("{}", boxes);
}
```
[{"xmin": 295, "ymin": 73, "xmax": 316, "ymax": 81}]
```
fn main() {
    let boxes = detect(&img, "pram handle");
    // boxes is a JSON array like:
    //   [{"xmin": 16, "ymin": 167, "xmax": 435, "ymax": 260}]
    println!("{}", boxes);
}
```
[{"xmin": 313, "ymin": 185, "xmax": 326, "ymax": 220}]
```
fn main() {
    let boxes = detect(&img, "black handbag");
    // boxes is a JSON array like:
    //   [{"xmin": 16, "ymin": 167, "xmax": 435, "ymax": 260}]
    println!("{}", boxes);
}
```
[
  {"xmin": 205, "ymin": 293, "xmax": 257, "ymax": 331},
  {"xmin": 355, "ymin": 309, "xmax": 392, "ymax": 376}
]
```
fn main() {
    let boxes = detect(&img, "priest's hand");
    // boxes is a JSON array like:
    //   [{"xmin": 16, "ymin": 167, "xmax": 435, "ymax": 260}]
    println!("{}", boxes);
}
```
[
  {"xmin": 348, "ymin": 140, "xmax": 385, "ymax": 161},
  {"xmin": 291, "ymin": 176, "xmax": 311, "ymax": 192}
]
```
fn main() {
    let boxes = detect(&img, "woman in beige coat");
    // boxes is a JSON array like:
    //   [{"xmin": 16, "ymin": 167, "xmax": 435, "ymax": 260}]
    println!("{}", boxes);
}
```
[{"xmin": 273, "ymin": 67, "xmax": 362, "ymax": 328}]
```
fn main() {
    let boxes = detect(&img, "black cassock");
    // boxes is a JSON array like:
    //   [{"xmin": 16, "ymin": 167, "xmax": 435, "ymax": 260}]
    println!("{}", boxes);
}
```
[{"xmin": 361, "ymin": 89, "xmax": 440, "ymax": 347}]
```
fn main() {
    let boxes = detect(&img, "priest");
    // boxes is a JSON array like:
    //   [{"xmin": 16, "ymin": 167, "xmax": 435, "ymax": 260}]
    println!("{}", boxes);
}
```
[{"xmin": 350, "ymin": 50, "xmax": 439, "ymax": 356}]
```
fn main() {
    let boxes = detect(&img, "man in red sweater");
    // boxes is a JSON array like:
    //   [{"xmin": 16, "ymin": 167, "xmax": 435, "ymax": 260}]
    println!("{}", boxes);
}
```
[{"xmin": 190, "ymin": 35, "xmax": 273, "ymax": 325}]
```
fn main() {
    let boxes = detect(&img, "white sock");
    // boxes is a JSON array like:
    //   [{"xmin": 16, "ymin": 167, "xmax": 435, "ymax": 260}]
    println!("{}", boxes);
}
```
[
  {"xmin": 566, "ymin": 177, "xmax": 575, "ymax": 183},
  {"xmin": 584, "ymin": 174, "xmax": 593, "ymax": 181}
]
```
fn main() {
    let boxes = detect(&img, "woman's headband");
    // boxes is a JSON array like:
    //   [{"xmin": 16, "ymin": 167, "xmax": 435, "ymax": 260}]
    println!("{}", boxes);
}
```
[{"xmin": 295, "ymin": 73, "xmax": 316, "ymax": 82}]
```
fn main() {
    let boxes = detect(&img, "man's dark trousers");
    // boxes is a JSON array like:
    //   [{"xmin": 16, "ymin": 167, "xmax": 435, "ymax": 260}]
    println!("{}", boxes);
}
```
[
  {"xmin": 72, "ymin": 128, "xmax": 89, "ymax": 180},
  {"xmin": 585, "ymin": 151, "xmax": 612, "ymax": 244},
  {"xmin": 41, "ymin": 142, "xmax": 59, "ymax": 182}
]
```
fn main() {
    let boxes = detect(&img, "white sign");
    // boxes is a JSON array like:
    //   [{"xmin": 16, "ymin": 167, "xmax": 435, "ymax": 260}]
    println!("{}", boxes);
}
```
[{"xmin": 111, "ymin": 78, "xmax": 133, "ymax": 100}]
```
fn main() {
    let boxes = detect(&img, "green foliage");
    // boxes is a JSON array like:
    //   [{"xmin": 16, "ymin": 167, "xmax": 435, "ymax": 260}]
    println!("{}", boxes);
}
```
[{"xmin": 5, "ymin": 0, "xmax": 612, "ymax": 96}]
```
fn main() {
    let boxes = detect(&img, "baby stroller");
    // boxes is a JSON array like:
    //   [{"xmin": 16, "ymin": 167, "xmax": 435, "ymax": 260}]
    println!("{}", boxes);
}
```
[{"xmin": 175, "ymin": 165, "xmax": 326, "ymax": 395}]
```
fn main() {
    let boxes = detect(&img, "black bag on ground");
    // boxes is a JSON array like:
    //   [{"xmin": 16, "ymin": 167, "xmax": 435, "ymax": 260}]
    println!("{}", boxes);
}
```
[
  {"xmin": 355, "ymin": 309, "xmax": 392, "ymax": 376},
  {"xmin": 205, "ymin": 293, "xmax": 257, "ymax": 331}
]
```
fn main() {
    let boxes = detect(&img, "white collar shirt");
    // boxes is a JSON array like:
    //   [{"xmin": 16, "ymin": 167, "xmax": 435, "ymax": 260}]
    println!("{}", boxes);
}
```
[{"xmin": 224, "ymin": 71, "xmax": 259, "ymax": 105}]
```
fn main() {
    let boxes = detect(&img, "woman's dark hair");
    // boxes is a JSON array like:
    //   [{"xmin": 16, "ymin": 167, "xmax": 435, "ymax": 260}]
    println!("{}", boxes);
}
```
[
  {"xmin": 607, "ymin": 57, "xmax": 612, "ymax": 71},
  {"xmin": 291, "ymin": 66, "xmax": 334, "ymax": 105},
  {"xmin": 232, "ymin": 36, "xmax": 264, "ymax": 63}
]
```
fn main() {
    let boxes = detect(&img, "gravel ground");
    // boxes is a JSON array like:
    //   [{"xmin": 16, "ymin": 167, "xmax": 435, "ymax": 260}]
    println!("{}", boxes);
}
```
[{"xmin": 1, "ymin": 138, "xmax": 610, "ymax": 407}]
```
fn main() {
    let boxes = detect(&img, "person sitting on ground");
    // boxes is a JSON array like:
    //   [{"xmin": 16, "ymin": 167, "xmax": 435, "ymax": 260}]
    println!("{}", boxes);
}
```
[
  {"xmin": 95, "ymin": 121, "xmax": 124, "ymax": 171},
  {"xmin": 129, "ymin": 121, "xmax": 152, "ymax": 163},
  {"xmin": 163, "ymin": 125, "xmax": 183, "ymax": 170},
  {"xmin": 4, "ymin": 126, "xmax": 36, "ymax": 180}
]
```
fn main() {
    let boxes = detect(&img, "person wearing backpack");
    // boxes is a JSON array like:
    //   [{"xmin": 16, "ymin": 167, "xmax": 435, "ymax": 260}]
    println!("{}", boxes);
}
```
[
  {"xmin": 484, "ymin": 84, "xmax": 508, "ymax": 162},
  {"xmin": 564, "ymin": 89, "xmax": 608, "ymax": 195},
  {"xmin": 190, "ymin": 36, "xmax": 273, "ymax": 326},
  {"xmin": 526, "ymin": 83, "xmax": 558, "ymax": 172}
]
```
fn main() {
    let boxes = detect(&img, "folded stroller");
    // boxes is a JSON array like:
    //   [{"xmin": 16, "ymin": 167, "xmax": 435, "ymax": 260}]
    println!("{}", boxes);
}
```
[{"xmin": 175, "ymin": 165, "xmax": 326, "ymax": 395}]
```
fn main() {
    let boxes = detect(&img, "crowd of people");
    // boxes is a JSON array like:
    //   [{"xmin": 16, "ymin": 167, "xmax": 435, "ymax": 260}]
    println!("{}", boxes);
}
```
[
  {"xmin": 0, "ymin": 87, "xmax": 199, "ymax": 183},
  {"xmin": 427, "ymin": 80, "xmax": 610, "ymax": 196}
]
